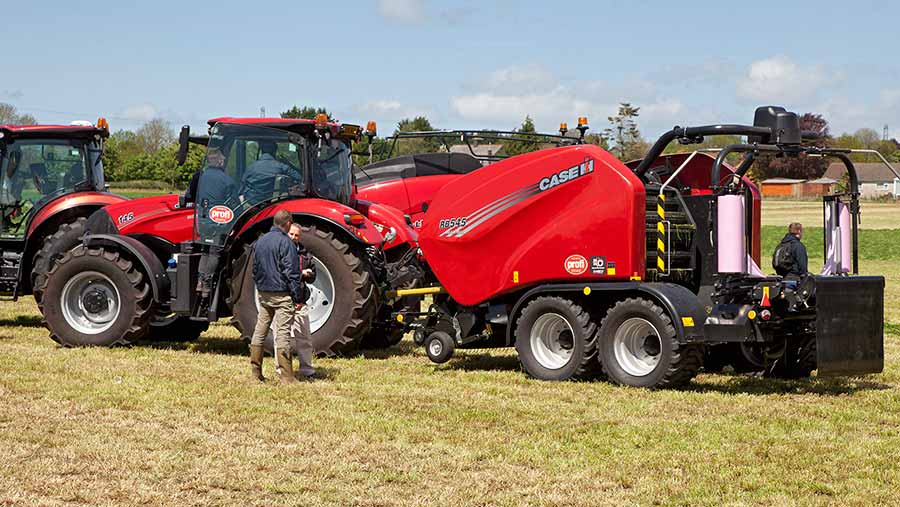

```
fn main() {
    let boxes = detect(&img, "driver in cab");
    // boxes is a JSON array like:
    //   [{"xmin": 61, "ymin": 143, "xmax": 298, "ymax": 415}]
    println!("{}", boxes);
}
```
[{"xmin": 240, "ymin": 141, "xmax": 301, "ymax": 205}]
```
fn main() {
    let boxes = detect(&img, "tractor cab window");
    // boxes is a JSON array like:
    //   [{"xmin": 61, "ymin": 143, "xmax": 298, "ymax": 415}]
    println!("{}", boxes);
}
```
[
  {"xmin": 0, "ymin": 139, "xmax": 89, "ymax": 238},
  {"xmin": 194, "ymin": 123, "xmax": 307, "ymax": 246},
  {"xmin": 311, "ymin": 138, "xmax": 353, "ymax": 205}
]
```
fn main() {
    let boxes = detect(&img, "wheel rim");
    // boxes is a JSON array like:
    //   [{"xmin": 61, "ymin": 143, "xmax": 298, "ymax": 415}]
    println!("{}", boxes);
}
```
[
  {"xmin": 529, "ymin": 313, "xmax": 575, "ymax": 370},
  {"xmin": 428, "ymin": 339, "xmax": 443, "ymax": 357},
  {"xmin": 254, "ymin": 255, "xmax": 335, "ymax": 334},
  {"xmin": 60, "ymin": 271, "xmax": 121, "ymax": 335},
  {"xmin": 613, "ymin": 317, "xmax": 662, "ymax": 377}
]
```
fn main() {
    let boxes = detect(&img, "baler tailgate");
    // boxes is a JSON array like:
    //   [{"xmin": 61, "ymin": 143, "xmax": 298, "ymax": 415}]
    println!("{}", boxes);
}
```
[{"xmin": 815, "ymin": 276, "xmax": 884, "ymax": 376}]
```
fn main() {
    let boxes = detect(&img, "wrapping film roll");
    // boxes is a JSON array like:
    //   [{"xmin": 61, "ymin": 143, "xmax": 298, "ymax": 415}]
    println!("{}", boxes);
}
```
[
  {"xmin": 717, "ymin": 194, "xmax": 747, "ymax": 273},
  {"xmin": 838, "ymin": 202, "xmax": 851, "ymax": 273}
]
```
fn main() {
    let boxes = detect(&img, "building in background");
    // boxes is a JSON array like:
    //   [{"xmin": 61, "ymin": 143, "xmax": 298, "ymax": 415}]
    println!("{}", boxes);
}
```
[
  {"xmin": 824, "ymin": 162, "xmax": 900, "ymax": 198},
  {"xmin": 760, "ymin": 178, "xmax": 805, "ymax": 198}
]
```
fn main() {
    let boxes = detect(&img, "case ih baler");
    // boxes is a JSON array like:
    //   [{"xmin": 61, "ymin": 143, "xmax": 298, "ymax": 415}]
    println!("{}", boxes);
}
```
[{"xmin": 391, "ymin": 106, "xmax": 884, "ymax": 388}]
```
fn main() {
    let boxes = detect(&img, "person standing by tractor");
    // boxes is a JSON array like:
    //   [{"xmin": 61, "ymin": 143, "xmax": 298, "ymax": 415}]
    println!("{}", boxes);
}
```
[
  {"xmin": 250, "ymin": 209, "xmax": 305, "ymax": 384},
  {"xmin": 773, "ymin": 222, "xmax": 809, "ymax": 280},
  {"xmin": 288, "ymin": 223, "xmax": 318, "ymax": 379}
]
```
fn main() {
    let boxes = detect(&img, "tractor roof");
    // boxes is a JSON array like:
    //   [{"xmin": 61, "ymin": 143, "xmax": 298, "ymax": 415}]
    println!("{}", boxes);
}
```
[
  {"xmin": 207, "ymin": 117, "xmax": 358, "ymax": 139},
  {"xmin": 0, "ymin": 124, "xmax": 109, "ymax": 140}
]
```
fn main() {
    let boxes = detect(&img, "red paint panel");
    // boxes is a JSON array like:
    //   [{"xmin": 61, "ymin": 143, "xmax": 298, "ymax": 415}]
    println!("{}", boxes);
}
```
[
  {"xmin": 420, "ymin": 145, "xmax": 645, "ymax": 306},
  {"xmin": 237, "ymin": 198, "xmax": 384, "ymax": 245},
  {"xmin": 28, "ymin": 192, "xmax": 128, "ymax": 236}
]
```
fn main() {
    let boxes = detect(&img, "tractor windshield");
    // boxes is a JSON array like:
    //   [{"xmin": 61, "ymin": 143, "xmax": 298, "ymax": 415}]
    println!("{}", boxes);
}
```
[
  {"xmin": 311, "ymin": 138, "xmax": 352, "ymax": 205},
  {"xmin": 0, "ymin": 138, "xmax": 93, "ymax": 238},
  {"xmin": 194, "ymin": 123, "xmax": 307, "ymax": 246}
]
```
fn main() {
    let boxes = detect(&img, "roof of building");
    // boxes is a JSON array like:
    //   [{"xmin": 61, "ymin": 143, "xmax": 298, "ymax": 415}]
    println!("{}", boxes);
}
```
[
  {"xmin": 807, "ymin": 177, "xmax": 837, "ymax": 184},
  {"xmin": 761, "ymin": 178, "xmax": 806, "ymax": 184},
  {"xmin": 825, "ymin": 162, "xmax": 900, "ymax": 183}
]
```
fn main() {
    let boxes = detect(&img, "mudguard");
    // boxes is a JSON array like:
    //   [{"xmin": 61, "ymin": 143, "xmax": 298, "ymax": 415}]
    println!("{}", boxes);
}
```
[
  {"xmin": 507, "ymin": 282, "xmax": 708, "ymax": 346},
  {"xmin": 355, "ymin": 200, "xmax": 418, "ymax": 250},
  {"xmin": 26, "ymin": 191, "xmax": 128, "ymax": 237},
  {"xmin": 815, "ymin": 275, "xmax": 884, "ymax": 376},
  {"xmin": 84, "ymin": 234, "xmax": 170, "ymax": 301},
  {"xmin": 236, "ymin": 198, "xmax": 384, "ymax": 245}
]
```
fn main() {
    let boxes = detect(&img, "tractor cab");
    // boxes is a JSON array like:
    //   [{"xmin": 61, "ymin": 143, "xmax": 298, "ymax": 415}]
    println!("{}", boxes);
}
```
[{"xmin": 0, "ymin": 120, "xmax": 115, "ymax": 298}]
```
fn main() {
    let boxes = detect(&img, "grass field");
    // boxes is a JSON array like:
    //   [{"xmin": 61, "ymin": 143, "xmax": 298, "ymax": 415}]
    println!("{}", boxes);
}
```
[{"xmin": 2, "ymin": 202, "xmax": 900, "ymax": 506}]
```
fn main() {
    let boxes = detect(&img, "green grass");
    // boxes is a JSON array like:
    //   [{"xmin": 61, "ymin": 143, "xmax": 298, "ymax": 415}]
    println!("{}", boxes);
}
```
[
  {"xmin": 3, "ymin": 218, "xmax": 900, "ymax": 505},
  {"xmin": 110, "ymin": 188, "xmax": 174, "ymax": 199},
  {"xmin": 762, "ymin": 226, "xmax": 900, "ymax": 262}
]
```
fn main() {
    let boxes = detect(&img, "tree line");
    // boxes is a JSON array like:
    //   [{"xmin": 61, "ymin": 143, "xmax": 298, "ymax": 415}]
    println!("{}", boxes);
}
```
[{"xmin": 2, "ymin": 101, "xmax": 897, "ymax": 187}]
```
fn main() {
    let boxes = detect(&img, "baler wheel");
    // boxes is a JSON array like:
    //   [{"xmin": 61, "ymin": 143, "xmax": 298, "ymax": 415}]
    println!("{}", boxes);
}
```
[
  {"xmin": 425, "ymin": 331, "xmax": 454, "ymax": 363},
  {"xmin": 514, "ymin": 296, "xmax": 600, "ymax": 381},
  {"xmin": 599, "ymin": 297, "xmax": 703, "ymax": 388},
  {"xmin": 39, "ymin": 246, "xmax": 152, "ymax": 347},
  {"xmin": 32, "ymin": 217, "xmax": 87, "ymax": 303}
]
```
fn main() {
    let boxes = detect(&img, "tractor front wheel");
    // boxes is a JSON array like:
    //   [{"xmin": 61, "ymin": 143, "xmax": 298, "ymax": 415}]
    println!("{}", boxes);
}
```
[
  {"xmin": 39, "ymin": 246, "xmax": 152, "ymax": 346},
  {"xmin": 32, "ymin": 217, "xmax": 87, "ymax": 303}
]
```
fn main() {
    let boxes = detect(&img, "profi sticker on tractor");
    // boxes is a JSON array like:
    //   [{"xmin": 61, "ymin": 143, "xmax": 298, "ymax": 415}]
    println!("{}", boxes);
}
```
[{"xmin": 391, "ymin": 107, "xmax": 886, "ymax": 388}]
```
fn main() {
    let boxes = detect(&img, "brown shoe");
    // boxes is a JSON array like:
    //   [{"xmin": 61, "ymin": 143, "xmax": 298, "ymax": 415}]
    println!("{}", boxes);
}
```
[
  {"xmin": 250, "ymin": 345, "xmax": 266, "ymax": 382},
  {"xmin": 276, "ymin": 349, "xmax": 299, "ymax": 384}
]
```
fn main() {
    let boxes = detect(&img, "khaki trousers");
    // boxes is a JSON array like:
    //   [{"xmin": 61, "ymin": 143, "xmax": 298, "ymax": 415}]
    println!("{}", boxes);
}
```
[
  {"xmin": 251, "ymin": 292, "xmax": 294, "ymax": 360},
  {"xmin": 292, "ymin": 305, "xmax": 314, "ymax": 376}
]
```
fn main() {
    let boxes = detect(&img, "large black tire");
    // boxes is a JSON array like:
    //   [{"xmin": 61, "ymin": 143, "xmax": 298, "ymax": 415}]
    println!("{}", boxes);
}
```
[
  {"xmin": 146, "ymin": 314, "xmax": 209, "ymax": 342},
  {"xmin": 764, "ymin": 334, "xmax": 816, "ymax": 379},
  {"xmin": 39, "ymin": 246, "xmax": 152, "ymax": 347},
  {"xmin": 31, "ymin": 217, "xmax": 87, "ymax": 303},
  {"xmin": 599, "ymin": 298, "xmax": 703, "ymax": 388},
  {"xmin": 233, "ymin": 224, "xmax": 377, "ymax": 356},
  {"xmin": 514, "ymin": 296, "xmax": 600, "ymax": 381}
]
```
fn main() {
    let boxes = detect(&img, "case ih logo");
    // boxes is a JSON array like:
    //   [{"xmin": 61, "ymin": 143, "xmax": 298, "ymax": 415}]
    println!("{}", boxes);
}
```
[
  {"xmin": 564, "ymin": 254, "xmax": 588, "ymax": 275},
  {"xmin": 208, "ymin": 205, "xmax": 234, "ymax": 224}
]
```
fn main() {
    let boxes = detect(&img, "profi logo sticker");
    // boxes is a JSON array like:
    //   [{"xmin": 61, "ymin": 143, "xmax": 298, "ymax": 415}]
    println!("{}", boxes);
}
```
[
  {"xmin": 590, "ymin": 256, "xmax": 606, "ymax": 275},
  {"xmin": 209, "ymin": 205, "xmax": 234, "ymax": 224},
  {"xmin": 564, "ymin": 254, "xmax": 588, "ymax": 275}
]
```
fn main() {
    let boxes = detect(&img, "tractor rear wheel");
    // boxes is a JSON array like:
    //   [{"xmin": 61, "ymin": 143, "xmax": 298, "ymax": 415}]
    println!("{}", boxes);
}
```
[
  {"xmin": 599, "ymin": 298, "xmax": 703, "ymax": 388},
  {"xmin": 32, "ymin": 217, "xmax": 87, "ymax": 303},
  {"xmin": 514, "ymin": 296, "xmax": 600, "ymax": 381},
  {"xmin": 233, "ymin": 224, "xmax": 377, "ymax": 356},
  {"xmin": 39, "ymin": 246, "xmax": 152, "ymax": 347}
]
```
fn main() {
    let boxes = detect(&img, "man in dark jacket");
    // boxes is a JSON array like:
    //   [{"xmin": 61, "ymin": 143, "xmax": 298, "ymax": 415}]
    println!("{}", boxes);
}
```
[
  {"xmin": 773, "ymin": 222, "xmax": 809, "ymax": 280},
  {"xmin": 249, "ymin": 209, "xmax": 304, "ymax": 383}
]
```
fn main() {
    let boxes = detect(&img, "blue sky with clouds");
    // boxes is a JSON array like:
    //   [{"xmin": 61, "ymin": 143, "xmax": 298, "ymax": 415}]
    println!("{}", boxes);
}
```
[{"xmin": 4, "ymin": 0, "xmax": 899, "ymax": 139}]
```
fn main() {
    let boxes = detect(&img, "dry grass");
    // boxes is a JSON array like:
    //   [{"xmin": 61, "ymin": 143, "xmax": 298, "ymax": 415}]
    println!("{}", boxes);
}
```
[
  {"xmin": 762, "ymin": 200, "xmax": 900, "ymax": 230},
  {"xmin": 2, "ymin": 260, "xmax": 900, "ymax": 505}
]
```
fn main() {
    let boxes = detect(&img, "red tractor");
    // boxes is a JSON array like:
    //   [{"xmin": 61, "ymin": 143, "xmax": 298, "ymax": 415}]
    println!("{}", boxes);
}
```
[
  {"xmin": 0, "ymin": 120, "xmax": 125, "ymax": 303},
  {"xmin": 388, "ymin": 106, "xmax": 884, "ymax": 387},
  {"xmin": 39, "ymin": 116, "xmax": 416, "ymax": 351}
]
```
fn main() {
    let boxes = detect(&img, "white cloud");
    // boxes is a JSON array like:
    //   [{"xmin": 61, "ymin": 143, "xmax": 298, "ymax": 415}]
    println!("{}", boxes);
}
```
[
  {"xmin": 736, "ymin": 56, "xmax": 827, "ymax": 103},
  {"xmin": 121, "ymin": 103, "xmax": 158, "ymax": 123},
  {"xmin": 358, "ymin": 100, "xmax": 403, "ymax": 114},
  {"xmin": 377, "ymin": 0, "xmax": 426, "ymax": 24}
]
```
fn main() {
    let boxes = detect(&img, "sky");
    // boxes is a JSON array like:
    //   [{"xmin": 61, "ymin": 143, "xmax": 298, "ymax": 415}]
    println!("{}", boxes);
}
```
[{"xmin": 4, "ymin": 0, "xmax": 900, "ymax": 140}]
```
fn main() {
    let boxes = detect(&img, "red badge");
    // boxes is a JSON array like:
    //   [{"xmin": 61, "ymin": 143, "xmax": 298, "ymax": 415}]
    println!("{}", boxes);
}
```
[
  {"xmin": 564, "ymin": 254, "xmax": 588, "ymax": 275},
  {"xmin": 209, "ymin": 205, "xmax": 234, "ymax": 224}
]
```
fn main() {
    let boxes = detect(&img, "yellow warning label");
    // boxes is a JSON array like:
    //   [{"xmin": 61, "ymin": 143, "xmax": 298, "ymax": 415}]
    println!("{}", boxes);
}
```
[
  {"xmin": 513, "ymin": 271, "xmax": 519, "ymax": 283},
  {"xmin": 607, "ymin": 266, "xmax": 616, "ymax": 275},
  {"xmin": 682, "ymin": 317, "xmax": 695, "ymax": 327}
]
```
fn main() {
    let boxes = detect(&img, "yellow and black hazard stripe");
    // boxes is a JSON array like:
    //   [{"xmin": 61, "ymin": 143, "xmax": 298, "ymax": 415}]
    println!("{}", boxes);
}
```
[{"xmin": 656, "ymin": 193, "xmax": 667, "ymax": 275}]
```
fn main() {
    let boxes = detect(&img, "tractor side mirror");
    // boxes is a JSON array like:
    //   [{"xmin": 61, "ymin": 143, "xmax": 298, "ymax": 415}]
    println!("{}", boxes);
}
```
[{"xmin": 176, "ymin": 125, "xmax": 190, "ymax": 166}]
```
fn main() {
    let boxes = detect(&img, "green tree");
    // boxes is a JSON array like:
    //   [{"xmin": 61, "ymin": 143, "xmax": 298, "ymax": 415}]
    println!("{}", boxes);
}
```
[
  {"xmin": 754, "ymin": 113, "xmax": 832, "ymax": 181},
  {"xmin": 503, "ymin": 116, "xmax": 542, "ymax": 157},
  {"xmin": 281, "ymin": 106, "xmax": 330, "ymax": 120},
  {"xmin": 135, "ymin": 118, "xmax": 174, "ymax": 156},
  {"xmin": 604, "ymin": 103, "xmax": 649, "ymax": 161},
  {"xmin": 0, "ymin": 103, "xmax": 37, "ymax": 125}
]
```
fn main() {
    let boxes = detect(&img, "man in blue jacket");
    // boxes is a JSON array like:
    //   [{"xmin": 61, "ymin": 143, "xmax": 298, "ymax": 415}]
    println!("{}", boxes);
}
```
[{"xmin": 250, "ymin": 209, "xmax": 304, "ymax": 383}]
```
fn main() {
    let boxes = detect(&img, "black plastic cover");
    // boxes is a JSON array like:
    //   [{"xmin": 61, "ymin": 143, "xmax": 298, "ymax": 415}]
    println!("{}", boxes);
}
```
[
  {"xmin": 815, "ymin": 276, "xmax": 884, "ymax": 376},
  {"xmin": 355, "ymin": 152, "xmax": 483, "ymax": 185},
  {"xmin": 749, "ymin": 106, "xmax": 786, "ymax": 143}
]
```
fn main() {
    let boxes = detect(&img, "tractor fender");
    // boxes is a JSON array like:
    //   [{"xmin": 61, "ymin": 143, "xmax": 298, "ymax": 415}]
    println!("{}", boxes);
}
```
[
  {"xmin": 27, "ymin": 192, "xmax": 127, "ymax": 237},
  {"xmin": 84, "ymin": 234, "xmax": 170, "ymax": 301},
  {"xmin": 236, "ymin": 198, "xmax": 384, "ymax": 246},
  {"xmin": 506, "ymin": 282, "xmax": 708, "ymax": 346},
  {"xmin": 354, "ymin": 200, "xmax": 418, "ymax": 250}
]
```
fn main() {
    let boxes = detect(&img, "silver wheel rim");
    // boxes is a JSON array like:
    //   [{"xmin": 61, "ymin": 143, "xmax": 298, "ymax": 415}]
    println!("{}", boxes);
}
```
[
  {"xmin": 428, "ymin": 339, "xmax": 443, "ymax": 357},
  {"xmin": 529, "ymin": 313, "xmax": 575, "ymax": 370},
  {"xmin": 613, "ymin": 317, "xmax": 662, "ymax": 377},
  {"xmin": 60, "ymin": 271, "xmax": 121, "ymax": 335},
  {"xmin": 254, "ymin": 255, "xmax": 334, "ymax": 335}
]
